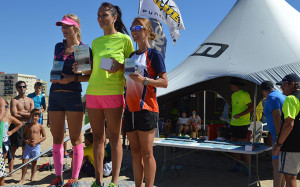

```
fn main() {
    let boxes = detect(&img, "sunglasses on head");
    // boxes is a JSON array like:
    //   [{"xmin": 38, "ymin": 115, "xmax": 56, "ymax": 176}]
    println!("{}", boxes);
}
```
[
  {"xmin": 17, "ymin": 86, "xmax": 26, "ymax": 89},
  {"xmin": 130, "ymin": 25, "xmax": 144, "ymax": 32}
]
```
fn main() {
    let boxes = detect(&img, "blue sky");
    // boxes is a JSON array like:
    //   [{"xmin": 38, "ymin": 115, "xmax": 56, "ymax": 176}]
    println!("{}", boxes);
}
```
[{"xmin": 1, "ymin": 0, "xmax": 300, "ymax": 95}]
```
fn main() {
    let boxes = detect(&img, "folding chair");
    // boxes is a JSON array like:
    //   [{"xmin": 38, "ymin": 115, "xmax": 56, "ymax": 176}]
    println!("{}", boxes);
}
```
[{"xmin": 248, "ymin": 122, "xmax": 263, "ymax": 143}]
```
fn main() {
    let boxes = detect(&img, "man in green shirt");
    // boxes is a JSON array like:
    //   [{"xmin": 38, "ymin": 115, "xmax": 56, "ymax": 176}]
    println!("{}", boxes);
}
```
[
  {"xmin": 274, "ymin": 73, "xmax": 300, "ymax": 187},
  {"xmin": 229, "ymin": 78, "xmax": 253, "ymax": 175}
]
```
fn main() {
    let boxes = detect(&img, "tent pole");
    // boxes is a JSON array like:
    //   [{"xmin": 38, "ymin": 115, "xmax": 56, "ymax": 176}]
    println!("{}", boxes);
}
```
[
  {"xmin": 253, "ymin": 85, "xmax": 257, "ymax": 143},
  {"xmin": 203, "ymin": 91, "xmax": 206, "ymax": 130}
]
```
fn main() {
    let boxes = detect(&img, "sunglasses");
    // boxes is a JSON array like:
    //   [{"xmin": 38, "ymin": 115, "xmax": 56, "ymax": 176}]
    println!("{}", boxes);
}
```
[
  {"xmin": 281, "ymin": 82, "xmax": 289, "ymax": 86},
  {"xmin": 17, "ymin": 86, "xmax": 27, "ymax": 89},
  {"xmin": 130, "ymin": 25, "xmax": 144, "ymax": 32}
]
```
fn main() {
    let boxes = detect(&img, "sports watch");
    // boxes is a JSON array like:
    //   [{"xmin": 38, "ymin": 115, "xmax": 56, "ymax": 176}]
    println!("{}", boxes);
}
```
[{"xmin": 143, "ymin": 77, "xmax": 149, "ymax": 86}]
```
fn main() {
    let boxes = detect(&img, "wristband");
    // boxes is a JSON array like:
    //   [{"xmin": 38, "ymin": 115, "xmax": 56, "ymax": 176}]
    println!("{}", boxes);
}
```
[{"xmin": 276, "ymin": 141, "xmax": 283, "ymax": 148}]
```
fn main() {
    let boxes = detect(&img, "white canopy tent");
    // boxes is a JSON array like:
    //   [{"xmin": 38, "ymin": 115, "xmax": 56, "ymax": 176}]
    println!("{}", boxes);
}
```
[
  {"xmin": 158, "ymin": 0, "xmax": 300, "ymax": 100},
  {"xmin": 157, "ymin": 0, "xmax": 300, "ymax": 140}
]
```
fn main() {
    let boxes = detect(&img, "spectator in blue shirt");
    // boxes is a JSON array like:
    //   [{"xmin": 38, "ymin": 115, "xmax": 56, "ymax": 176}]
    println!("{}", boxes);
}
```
[
  {"xmin": 260, "ymin": 81, "xmax": 286, "ymax": 187},
  {"xmin": 27, "ymin": 82, "xmax": 46, "ymax": 125}
]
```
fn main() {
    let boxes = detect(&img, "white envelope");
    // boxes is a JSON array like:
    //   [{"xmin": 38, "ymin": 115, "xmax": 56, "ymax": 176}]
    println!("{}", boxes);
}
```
[
  {"xmin": 245, "ymin": 145, "xmax": 253, "ymax": 152},
  {"xmin": 100, "ymin": 58, "xmax": 113, "ymax": 70}
]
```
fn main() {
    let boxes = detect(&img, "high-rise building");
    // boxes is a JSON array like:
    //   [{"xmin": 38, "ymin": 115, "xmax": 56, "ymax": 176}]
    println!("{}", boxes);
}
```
[{"xmin": 0, "ymin": 73, "xmax": 37, "ymax": 97}]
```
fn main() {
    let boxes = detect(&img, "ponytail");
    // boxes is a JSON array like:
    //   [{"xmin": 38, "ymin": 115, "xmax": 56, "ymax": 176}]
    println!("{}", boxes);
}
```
[{"xmin": 114, "ymin": 5, "xmax": 129, "ymax": 35}]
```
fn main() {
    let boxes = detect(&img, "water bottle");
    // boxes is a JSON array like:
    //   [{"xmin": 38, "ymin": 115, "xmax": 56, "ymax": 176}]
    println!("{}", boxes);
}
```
[
  {"xmin": 49, "ymin": 157, "xmax": 53, "ymax": 171},
  {"xmin": 65, "ymin": 155, "xmax": 69, "ymax": 170}
]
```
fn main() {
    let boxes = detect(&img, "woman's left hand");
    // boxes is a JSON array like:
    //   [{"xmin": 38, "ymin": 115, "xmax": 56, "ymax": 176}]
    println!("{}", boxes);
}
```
[
  {"xmin": 57, "ymin": 73, "xmax": 75, "ymax": 84},
  {"xmin": 7, "ymin": 131, "xmax": 12, "ymax": 136},
  {"xmin": 107, "ymin": 58, "xmax": 123, "ymax": 74},
  {"xmin": 129, "ymin": 73, "xmax": 144, "ymax": 84},
  {"xmin": 73, "ymin": 62, "xmax": 91, "ymax": 75}
]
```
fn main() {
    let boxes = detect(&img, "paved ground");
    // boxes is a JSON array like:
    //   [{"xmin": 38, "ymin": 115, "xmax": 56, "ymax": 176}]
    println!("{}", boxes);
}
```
[
  {"xmin": 6, "ymin": 179, "xmax": 151, "ymax": 187},
  {"xmin": 5, "ymin": 126, "xmax": 300, "ymax": 187}
]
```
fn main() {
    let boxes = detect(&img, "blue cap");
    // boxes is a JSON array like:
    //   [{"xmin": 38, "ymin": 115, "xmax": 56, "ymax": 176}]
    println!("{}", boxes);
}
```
[{"xmin": 276, "ymin": 73, "xmax": 300, "ymax": 85}]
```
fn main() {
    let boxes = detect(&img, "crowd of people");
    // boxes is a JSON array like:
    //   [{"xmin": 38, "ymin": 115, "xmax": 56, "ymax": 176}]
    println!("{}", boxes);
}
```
[
  {"xmin": 0, "ymin": 81, "xmax": 47, "ymax": 185},
  {"xmin": 158, "ymin": 76, "xmax": 300, "ymax": 187},
  {"xmin": 229, "ymin": 75, "xmax": 300, "ymax": 187},
  {"xmin": 160, "ymin": 111, "xmax": 202, "ymax": 138}
]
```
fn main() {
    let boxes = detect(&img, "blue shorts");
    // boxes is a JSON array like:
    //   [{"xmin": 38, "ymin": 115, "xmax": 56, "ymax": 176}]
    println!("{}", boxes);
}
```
[
  {"xmin": 48, "ymin": 92, "xmax": 84, "ymax": 112},
  {"xmin": 23, "ymin": 144, "xmax": 41, "ymax": 161}
]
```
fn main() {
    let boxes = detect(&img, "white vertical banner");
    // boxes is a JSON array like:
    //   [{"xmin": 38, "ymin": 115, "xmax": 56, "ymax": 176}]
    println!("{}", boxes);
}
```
[
  {"xmin": 149, "ymin": 18, "xmax": 167, "ymax": 59},
  {"xmin": 139, "ymin": 0, "xmax": 185, "ymax": 45}
]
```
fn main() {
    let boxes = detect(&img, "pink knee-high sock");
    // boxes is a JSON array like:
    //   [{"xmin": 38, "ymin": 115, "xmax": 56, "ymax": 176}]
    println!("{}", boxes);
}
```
[
  {"xmin": 53, "ymin": 144, "xmax": 64, "ymax": 176},
  {"xmin": 72, "ymin": 143, "xmax": 84, "ymax": 179}
]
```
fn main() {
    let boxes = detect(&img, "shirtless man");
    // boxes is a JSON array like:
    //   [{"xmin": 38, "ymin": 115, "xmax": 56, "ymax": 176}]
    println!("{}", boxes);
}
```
[
  {"xmin": 20, "ymin": 108, "xmax": 46, "ymax": 183},
  {"xmin": 9, "ymin": 81, "xmax": 34, "ymax": 174}
]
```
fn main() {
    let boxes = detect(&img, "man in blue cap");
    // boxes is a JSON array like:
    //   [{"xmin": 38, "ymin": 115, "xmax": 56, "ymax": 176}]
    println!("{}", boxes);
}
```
[
  {"xmin": 260, "ymin": 80, "xmax": 286, "ymax": 187},
  {"xmin": 274, "ymin": 73, "xmax": 300, "ymax": 187}
]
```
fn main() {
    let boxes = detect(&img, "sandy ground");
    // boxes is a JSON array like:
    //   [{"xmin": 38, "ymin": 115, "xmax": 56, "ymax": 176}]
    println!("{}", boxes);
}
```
[{"xmin": 3, "ymin": 125, "xmax": 300, "ymax": 187}]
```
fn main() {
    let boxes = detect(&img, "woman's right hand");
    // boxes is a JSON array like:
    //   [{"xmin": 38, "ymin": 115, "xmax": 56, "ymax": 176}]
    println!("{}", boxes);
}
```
[{"xmin": 56, "ymin": 74, "xmax": 75, "ymax": 84}]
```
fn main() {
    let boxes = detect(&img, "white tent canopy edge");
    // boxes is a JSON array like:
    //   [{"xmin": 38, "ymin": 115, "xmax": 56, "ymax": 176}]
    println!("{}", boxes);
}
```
[{"xmin": 157, "ymin": 0, "xmax": 300, "ymax": 98}]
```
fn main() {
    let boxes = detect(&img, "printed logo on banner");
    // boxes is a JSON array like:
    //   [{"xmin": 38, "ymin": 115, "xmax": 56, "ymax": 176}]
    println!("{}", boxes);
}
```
[
  {"xmin": 191, "ymin": 43, "xmax": 229, "ymax": 58},
  {"xmin": 139, "ymin": 0, "xmax": 185, "ymax": 45},
  {"xmin": 149, "ymin": 18, "xmax": 167, "ymax": 59},
  {"xmin": 152, "ymin": 0, "xmax": 181, "ymax": 27}
]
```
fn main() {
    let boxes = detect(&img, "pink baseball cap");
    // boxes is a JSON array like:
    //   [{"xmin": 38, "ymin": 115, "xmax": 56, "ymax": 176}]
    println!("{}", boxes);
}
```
[{"xmin": 56, "ymin": 17, "xmax": 80, "ymax": 28}]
